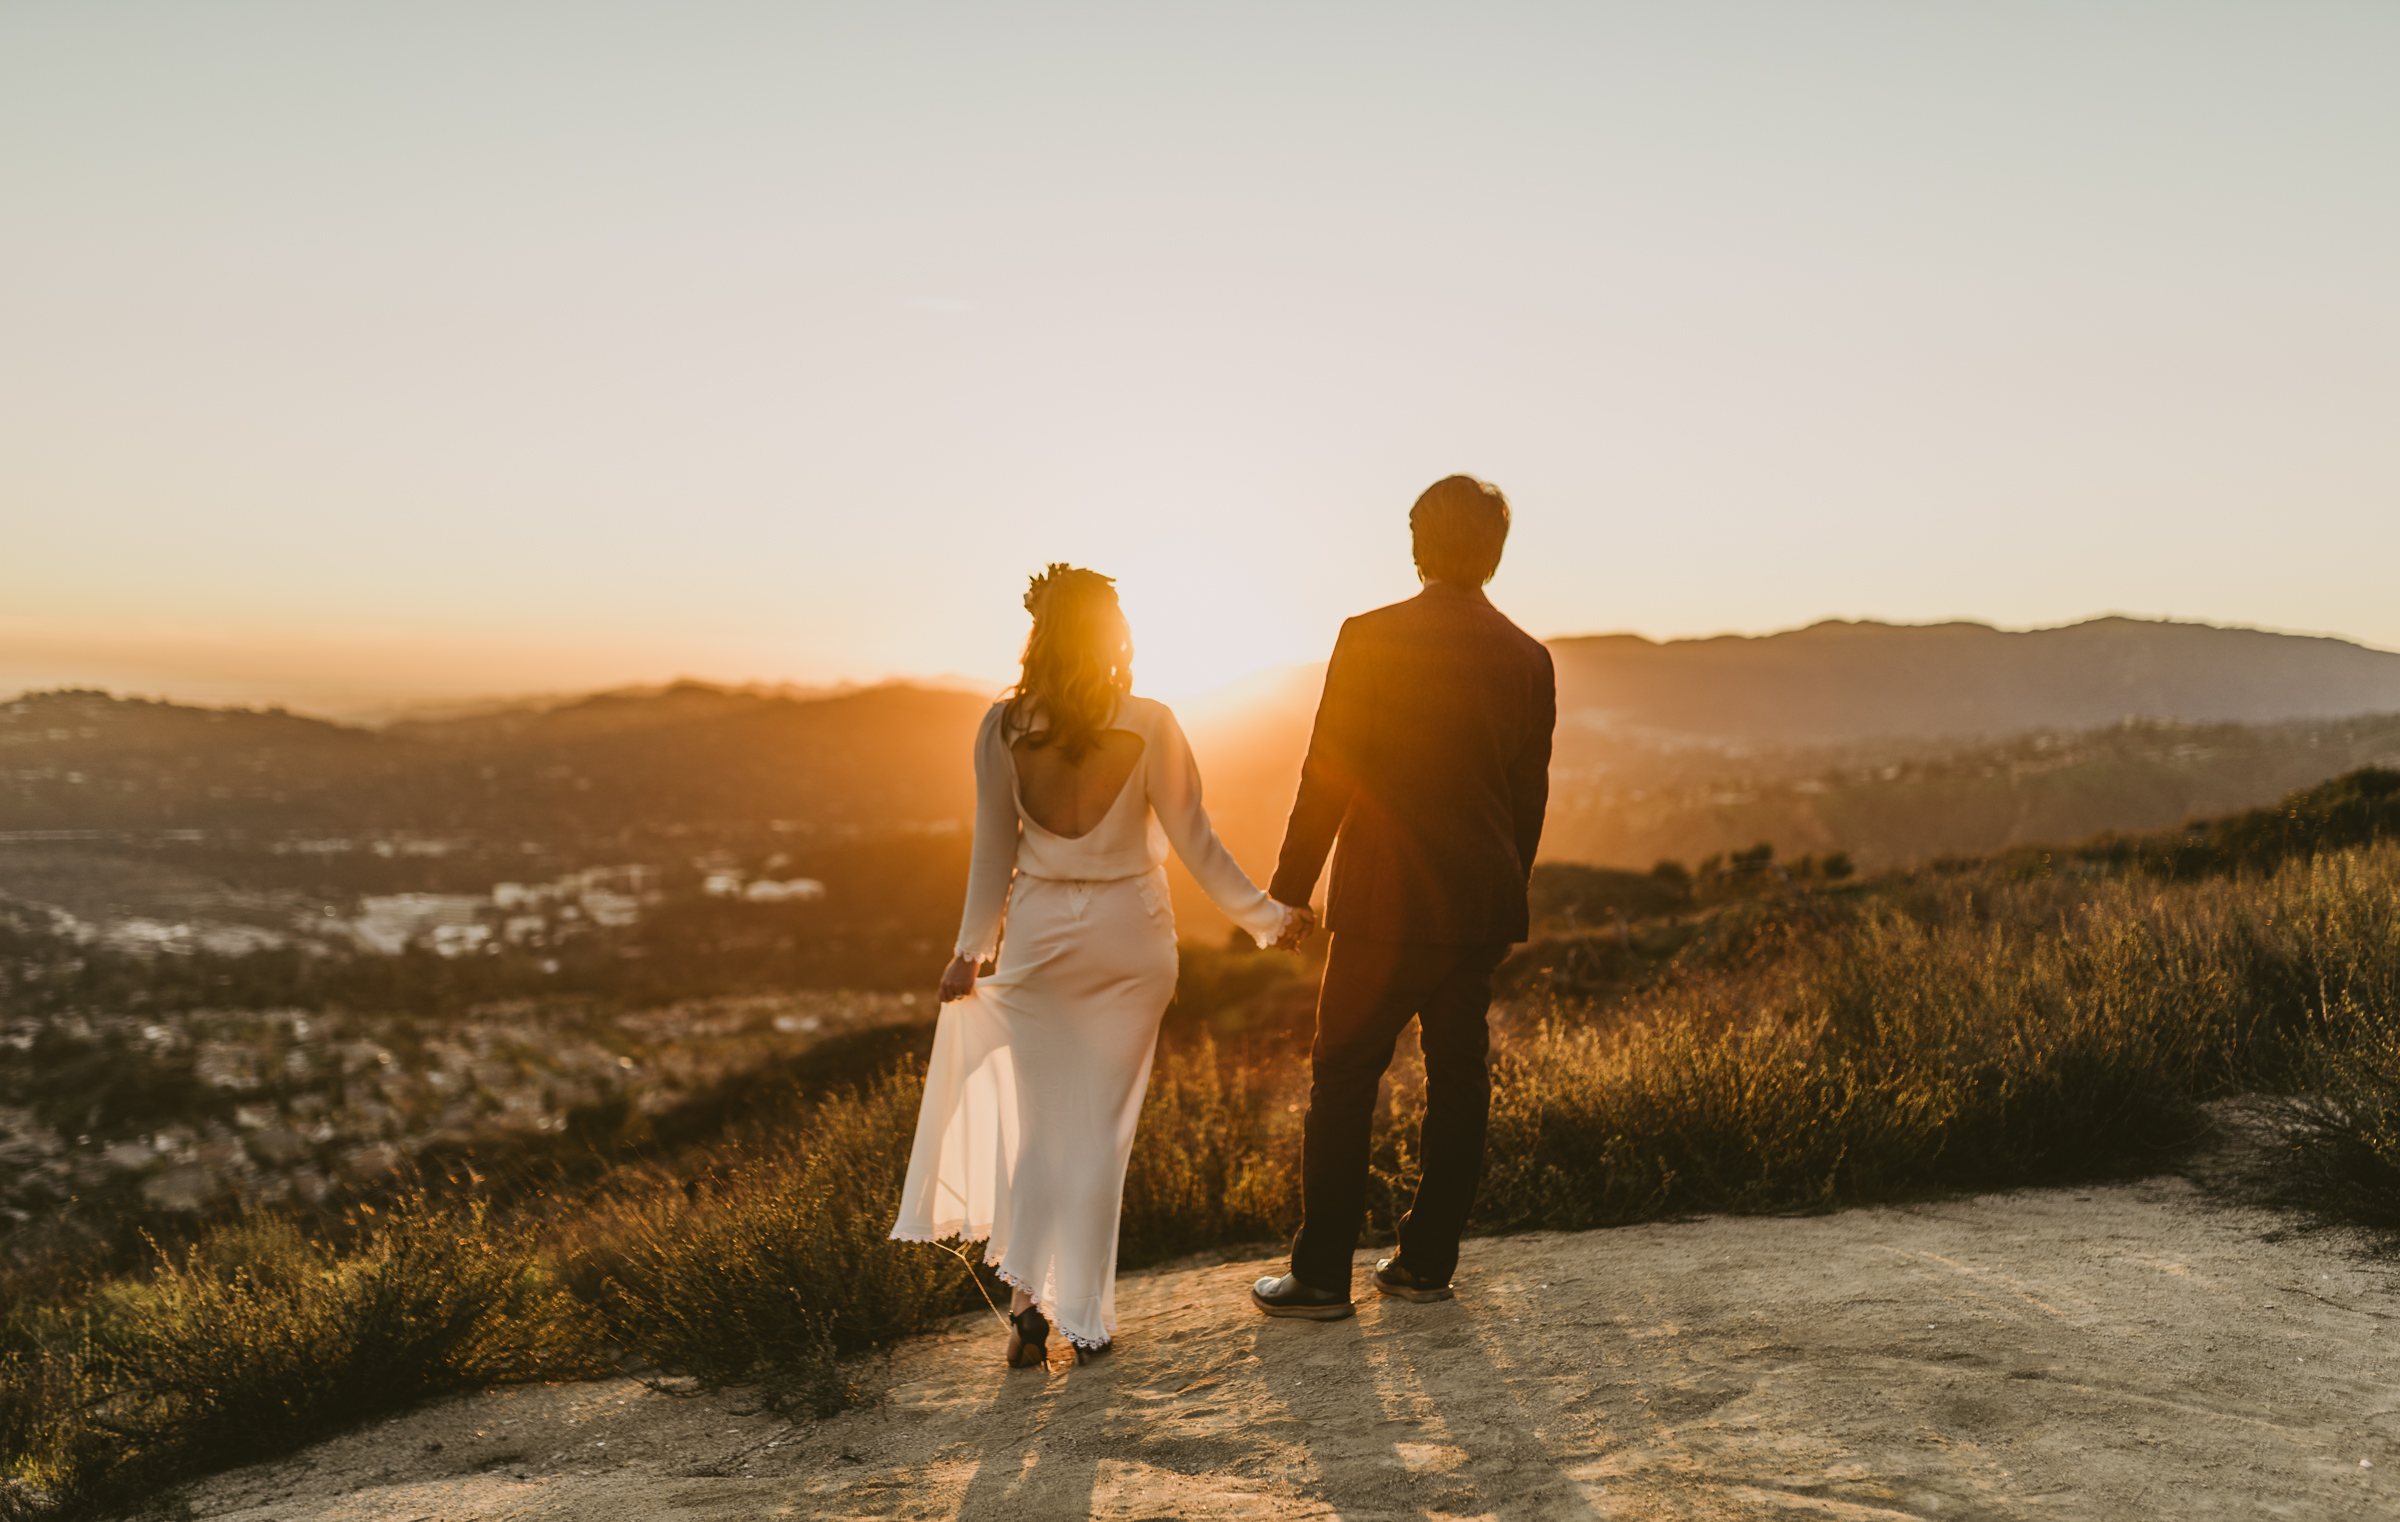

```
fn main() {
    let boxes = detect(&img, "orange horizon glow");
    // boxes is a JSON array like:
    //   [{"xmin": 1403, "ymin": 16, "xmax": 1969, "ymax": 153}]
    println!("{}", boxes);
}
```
[{"xmin": 12, "ymin": 601, "xmax": 2400, "ymax": 730}]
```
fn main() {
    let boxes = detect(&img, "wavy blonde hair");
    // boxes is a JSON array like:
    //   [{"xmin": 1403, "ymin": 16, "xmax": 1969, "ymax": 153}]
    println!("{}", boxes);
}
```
[{"xmin": 1004, "ymin": 564, "xmax": 1133, "ymax": 763}]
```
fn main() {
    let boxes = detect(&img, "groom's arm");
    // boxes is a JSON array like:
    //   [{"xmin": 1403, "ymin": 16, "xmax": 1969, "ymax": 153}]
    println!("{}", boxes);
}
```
[
  {"xmin": 1269, "ymin": 622, "xmax": 1368, "ymax": 908},
  {"xmin": 1508, "ymin": 646, "xmax": 1557, "ymax": 884}
]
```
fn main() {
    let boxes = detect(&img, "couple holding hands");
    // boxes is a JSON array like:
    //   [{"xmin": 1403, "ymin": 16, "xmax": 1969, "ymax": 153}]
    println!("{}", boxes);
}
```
[{"xmin": 891, "ymin": 474, "xmax": 1557, "ymax": 1367}]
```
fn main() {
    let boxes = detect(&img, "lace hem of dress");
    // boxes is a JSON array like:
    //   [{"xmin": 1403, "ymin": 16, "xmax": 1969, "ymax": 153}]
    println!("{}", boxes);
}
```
[{"xmin": 886, "ymin": 1227, "xmax": 1110, "ymax": 1349}]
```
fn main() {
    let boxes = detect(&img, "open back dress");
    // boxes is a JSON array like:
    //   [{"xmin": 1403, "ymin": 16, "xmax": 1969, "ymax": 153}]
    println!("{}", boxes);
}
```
[{"xmin": 890, "ymin": 694, "xmax": 1287, "ymax": 1349}]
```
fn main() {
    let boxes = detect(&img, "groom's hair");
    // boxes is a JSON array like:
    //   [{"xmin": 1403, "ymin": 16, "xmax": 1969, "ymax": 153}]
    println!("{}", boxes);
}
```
[{"xmin": 1410, "ymin": 475, "xmax": 1511, "ymax": 585}]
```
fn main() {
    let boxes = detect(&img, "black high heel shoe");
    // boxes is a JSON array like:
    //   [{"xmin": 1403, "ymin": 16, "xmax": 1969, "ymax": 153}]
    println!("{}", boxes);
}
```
[
  {"xmin": 1006, "ymin": 1306, "xmax": 1051, "ymax": 1369},
  {"xmin": 1072, "ymin": 1338, "xmax": 1113, "ymax": 1366}
]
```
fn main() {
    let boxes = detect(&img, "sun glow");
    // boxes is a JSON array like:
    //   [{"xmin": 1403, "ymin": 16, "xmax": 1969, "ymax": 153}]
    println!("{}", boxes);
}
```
[{"xmin": 1107, "ymin": 544, "xmax": 1331, "ymax": 703}]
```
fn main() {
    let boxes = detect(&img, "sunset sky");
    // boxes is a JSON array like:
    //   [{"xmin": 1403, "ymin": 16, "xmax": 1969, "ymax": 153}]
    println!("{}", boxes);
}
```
[{"xmin": 5, "ymin": 2, "xmax": 2395, "ymax": 714}]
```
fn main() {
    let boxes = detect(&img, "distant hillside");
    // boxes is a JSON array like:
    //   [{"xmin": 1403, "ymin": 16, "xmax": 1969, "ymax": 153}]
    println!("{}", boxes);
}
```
[
  {"xmin": 10, "ymin": 616, "xmax": 2400, "ymax": 943},
  {"xmin": 0, "ymin": 683, "xmax": 999, "ymax": 994},
  {"xmin": 1157, "ymin": 617, "xmax": 2400, "ymax": 896},
  {"xmin": 1549, "ymin": 617, "xmax": 2400, "ymax": 746},
  {"xmin": 1536, "ymin": 711, "xmax": 2400, "ymax": 874},
  {"xmin": 0, "ymin": 682, "xmax": 988, "ymax": 839}
]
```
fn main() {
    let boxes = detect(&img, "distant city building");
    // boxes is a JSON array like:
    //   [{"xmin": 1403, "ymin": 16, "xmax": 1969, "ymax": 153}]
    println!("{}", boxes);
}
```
[
  {"xmin": 581, "ymin": 889, "xmax": 641, "ymax": 928},
  {"xmin": 744, "ymin": 878, "xmax": 826, "ymax": 903},
  {"xmin": 429, "ymin": 922, "xmax": 493, "ymax": 958},
  {"xmin": 351, "ymin": 893, "xmax": 486, "ymax": 955},
  {"xmin": 369, "ymin": 837, "xmax": 466, "ymax": 858}
]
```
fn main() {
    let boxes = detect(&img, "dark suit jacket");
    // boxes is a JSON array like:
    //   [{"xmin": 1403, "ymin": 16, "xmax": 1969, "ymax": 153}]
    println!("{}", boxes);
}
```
[{"xmin": 1269, "ymin": 582, "xmax": 1556, "ymax": 944}]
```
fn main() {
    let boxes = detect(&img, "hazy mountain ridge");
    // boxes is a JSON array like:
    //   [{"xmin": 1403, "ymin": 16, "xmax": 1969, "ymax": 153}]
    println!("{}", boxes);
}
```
[
  {"xmin": 1550, "ymin": 615, "xmax": 2400, "ymax": 745},
  {"xmin": 8, "ymin": 617, "xmax": 2400, "ymax": 913}
]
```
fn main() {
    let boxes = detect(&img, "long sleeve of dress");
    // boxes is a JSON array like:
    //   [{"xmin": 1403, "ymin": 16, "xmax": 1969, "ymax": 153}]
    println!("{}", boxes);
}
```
[
  {"xmin": 952, "ymin": 705, "xmax": 1021, "ymax": 961},
  {"xmin": 1147, "ymin": 704, "xmax": 1289, "ymax": 948}
]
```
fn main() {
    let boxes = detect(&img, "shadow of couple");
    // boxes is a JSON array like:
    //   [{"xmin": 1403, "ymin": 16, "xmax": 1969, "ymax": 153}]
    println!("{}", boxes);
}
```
[{"xmin": 945, "ymin": 1268, "xmax": 1615, "ymax": 1520}]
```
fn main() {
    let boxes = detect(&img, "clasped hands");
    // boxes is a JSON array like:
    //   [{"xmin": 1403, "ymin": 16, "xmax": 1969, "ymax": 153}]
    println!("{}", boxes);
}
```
[
  {"xmin": 1271, "ymin": 901, "xmax": 1319, "ymax": 954},
  {"xmin": 941, "ymin": 900, "xmax": 1317, "ymax": 1003}
]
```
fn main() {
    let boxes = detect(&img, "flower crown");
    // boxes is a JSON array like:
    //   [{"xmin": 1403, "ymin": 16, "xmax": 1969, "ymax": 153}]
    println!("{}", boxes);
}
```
[{"xmin": 1024, "ymin": 562, "xmax": 1117, "ymax": 616}]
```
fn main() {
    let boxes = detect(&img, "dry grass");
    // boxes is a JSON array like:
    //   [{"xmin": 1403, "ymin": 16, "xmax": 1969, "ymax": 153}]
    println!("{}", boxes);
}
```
[
  {"xmin": 9, "ymin": 825, "xmax": 2400, "ymax": 1518},
  {"xmin": 563, "ymin": 1070, "xmax": 972, "ymax": 1418},
  {"xmin": 2, "ymin": 1200, "xmax": 603, "ymax": 1520}
]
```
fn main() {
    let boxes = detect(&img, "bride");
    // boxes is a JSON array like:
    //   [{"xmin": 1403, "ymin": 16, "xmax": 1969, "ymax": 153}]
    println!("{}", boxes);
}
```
[{"xmin": 891, "ymin": 563, "xmax": 1298, "ymax": 1367}]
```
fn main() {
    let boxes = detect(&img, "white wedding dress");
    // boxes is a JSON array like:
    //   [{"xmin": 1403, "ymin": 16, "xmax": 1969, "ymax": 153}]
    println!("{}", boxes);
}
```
[{"xmin": 891, "ymin": 694, "xmax": 1286, "ymax": 1349}]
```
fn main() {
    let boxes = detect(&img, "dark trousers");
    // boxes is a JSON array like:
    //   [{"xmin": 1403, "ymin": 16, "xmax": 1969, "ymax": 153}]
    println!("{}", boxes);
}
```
[{"xmin": 1289, "ymin": 935, "xmax": 1507, "ymax": 1293}]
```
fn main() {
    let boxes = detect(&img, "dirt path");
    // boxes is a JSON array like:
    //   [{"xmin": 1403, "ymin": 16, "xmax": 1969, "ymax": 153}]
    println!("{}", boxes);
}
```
[{"xmin": 186, "ymin": 1174, "xmax": 2400, "ymax": 1520}]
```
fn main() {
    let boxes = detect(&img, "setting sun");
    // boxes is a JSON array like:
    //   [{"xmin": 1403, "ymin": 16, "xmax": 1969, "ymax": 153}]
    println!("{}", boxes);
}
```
[{"xmin": 1107, "ymin": 541, "xmax": 1340, "ymax": 702}]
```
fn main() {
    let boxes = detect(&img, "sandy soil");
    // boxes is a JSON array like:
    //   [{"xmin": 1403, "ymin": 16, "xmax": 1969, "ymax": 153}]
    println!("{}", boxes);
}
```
[{"xmin": 182, "ymin": 1174, "xmax": 2400, "ymax": 1521}]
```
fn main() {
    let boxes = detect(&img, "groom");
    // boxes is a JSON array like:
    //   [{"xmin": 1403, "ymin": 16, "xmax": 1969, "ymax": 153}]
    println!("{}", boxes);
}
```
[{"xmin": 1251, "ymin": 475, "xmax": 1556, "ymax": 1320}]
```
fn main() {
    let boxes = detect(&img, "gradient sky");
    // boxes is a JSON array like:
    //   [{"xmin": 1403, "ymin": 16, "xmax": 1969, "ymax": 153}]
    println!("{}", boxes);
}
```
[{"xmin": 4, "ymin": 1, "xmax": 2395, "ymax": 714}]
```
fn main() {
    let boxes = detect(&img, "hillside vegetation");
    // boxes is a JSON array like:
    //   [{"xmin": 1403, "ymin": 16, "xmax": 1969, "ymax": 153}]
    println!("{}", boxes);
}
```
[{"xmin": 6, "ymin": 768, "xmax": 2400, "ymax": 1517}]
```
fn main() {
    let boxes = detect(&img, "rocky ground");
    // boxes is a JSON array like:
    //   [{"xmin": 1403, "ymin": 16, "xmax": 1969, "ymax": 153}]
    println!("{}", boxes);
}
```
[{"xmin": 181, "ymin": 1170, "xmax": 2400, "ymax": 1520}]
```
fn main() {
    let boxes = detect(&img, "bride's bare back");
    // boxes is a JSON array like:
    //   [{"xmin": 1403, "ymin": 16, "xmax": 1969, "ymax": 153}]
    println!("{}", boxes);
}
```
[{"xmin": 1011, "ymin": 731, "xmax": 1144, "ymax": 839}]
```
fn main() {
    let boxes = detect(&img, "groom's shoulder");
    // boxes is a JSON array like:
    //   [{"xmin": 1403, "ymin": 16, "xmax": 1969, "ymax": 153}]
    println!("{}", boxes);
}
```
[
  {"xmin": 1464, "ymin": 594, "xmax": 1548, "ymax": 660},
  {"xmin": 1342, "ymin": 595, "xmax": 1425, "ymax": 639},
  {"xmin": 1351, "ymin": 588, "xmax": 1543, "ymax": 650}
]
